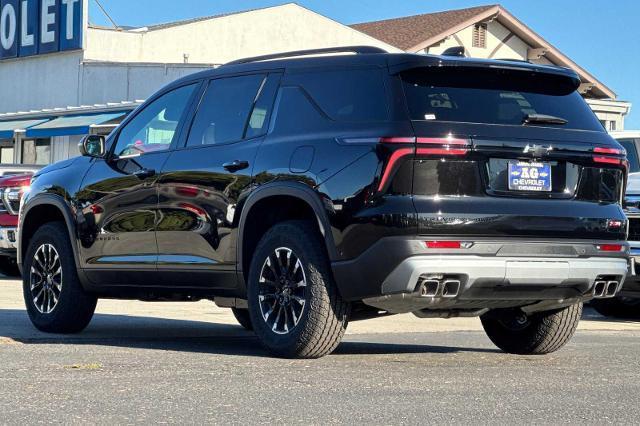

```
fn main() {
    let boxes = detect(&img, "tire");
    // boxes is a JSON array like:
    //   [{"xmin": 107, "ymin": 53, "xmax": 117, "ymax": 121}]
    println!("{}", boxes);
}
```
[
  {"xmin": 22, "ymin": 222, "xmax": 97, "ymax": 334},
  {"xmin": 231, "ymin": 307, "xmax": 253, "ymax": 331},
  {"xmin": 247, "ymin": 220, "xmax": 350, "ymax": 358},
  {"xmin": 591, "ymin": 298, "xmax": 640, "ymax": 319},
  {"xmin": 0, "ymin": 256, "xmax": 20, "ymax": 277},
  {"xmin": 481, "ymin": 302, "xmax": 582, "ymax": 355}
]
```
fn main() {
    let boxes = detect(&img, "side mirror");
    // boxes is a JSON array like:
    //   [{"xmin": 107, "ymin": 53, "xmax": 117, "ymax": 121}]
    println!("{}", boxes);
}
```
[{"xmin": 79, "ymin": 135, "xmax": 106, "ymax": 158}]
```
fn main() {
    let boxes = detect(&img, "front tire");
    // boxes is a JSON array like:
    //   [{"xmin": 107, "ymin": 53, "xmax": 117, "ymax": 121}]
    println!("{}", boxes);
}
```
[
  {"xmin": 247, "ymin": 220, "xmax": 350, "ymax": 358},
  {"xmin": 481, "ymin": 303, "xmax": 582, "ymax": 355},
  {"xmin": 231, "ymin": 307, "xmax": 253, "ymax": 331},
  {"xmin": 23, "ymin": 222, "xmax": 97, "ymax": 333}
]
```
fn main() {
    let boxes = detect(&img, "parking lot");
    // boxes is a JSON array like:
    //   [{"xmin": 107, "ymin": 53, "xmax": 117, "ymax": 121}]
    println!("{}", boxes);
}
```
[{"xmin": 0, "ymin": 277, "xmax": 638, "ymax": 424}]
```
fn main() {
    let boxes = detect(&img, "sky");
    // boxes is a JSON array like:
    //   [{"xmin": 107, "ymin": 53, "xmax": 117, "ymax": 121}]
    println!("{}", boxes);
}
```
[{"xmin": 88, "ymin": 0, "xmax": 640, "ymax": 129}]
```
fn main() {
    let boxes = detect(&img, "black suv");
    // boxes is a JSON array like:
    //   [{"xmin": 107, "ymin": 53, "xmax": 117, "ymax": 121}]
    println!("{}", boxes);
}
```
[{"xmin": 18, "ymin": 47, "xmax": 630, "ymax": 358}]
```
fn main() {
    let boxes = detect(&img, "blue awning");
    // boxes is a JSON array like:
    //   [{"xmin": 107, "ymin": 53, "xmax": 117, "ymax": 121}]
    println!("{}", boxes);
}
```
[
  {"xmin": 25, "ymin": 112, "xmax": 128, "ymax": 138},
  {"xmin": 0, "ymin": 118, "xmax": 50, "ymax": 139}
]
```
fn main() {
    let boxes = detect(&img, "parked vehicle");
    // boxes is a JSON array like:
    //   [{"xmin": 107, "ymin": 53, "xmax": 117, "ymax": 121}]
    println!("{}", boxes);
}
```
[
  {"xmin": 591, "ymin": 131, "xmax": 640, "ymax": 318},
  {"xmin": 0, "ymin": 166, "xmax": 39, "ymax": 276},
  {"xmin": 18, "ymin": 47, "xmax": 630, "ymax": 358}
]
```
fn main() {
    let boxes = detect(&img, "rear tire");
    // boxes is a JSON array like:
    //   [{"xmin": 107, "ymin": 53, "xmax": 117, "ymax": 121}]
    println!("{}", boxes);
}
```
[
  {"xmin": 23, "ymin": 222, "xmax": 97, "ymax": 334},
  {"xmin": 591, "ymin": 298, "xmax": 640, "ymax": 319},
  {"xmin": 481, "ymin": 303, "xmax": 582, "ymax": 355},
  {"xmin": 0, "ymin": 256, "xmax": 20, "ymax": 277},
  {"xmin": 231, "ymin": 307, "xmax": 253, "ymax": 331},
  {"xmin": 247, "ymin": 220, "xmax": 350, "ymax": 358}
]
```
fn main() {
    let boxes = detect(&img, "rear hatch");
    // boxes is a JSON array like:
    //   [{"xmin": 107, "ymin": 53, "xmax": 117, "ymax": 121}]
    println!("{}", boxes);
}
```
[{"xmin": 398, "ymin": 64, "xmax": 627, "ymax": 240}]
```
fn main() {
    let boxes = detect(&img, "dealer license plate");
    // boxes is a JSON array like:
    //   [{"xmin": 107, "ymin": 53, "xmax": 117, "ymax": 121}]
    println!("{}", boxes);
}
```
[{"xmin": 508, "ymin": 161, "xmax": 552, "ymax": 192}]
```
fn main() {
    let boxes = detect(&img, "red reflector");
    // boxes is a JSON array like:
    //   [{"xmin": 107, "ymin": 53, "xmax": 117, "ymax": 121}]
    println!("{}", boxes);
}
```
[
  {"xmin": 425, "ymin": 241, "xmax": 461, "ymax": 249},
  {"xmin": 597, "ymin": 244, "xmax": 623, "ymax": 252},
  {"xmin": 594, "ymin": 147, "xmax": 623, "ymax": 155},
  {"xmin": 377, "ymin": 147, "xmax": 414, "ymax": 192},
  {"xmin": 380, "ymin": 137, "xmax": 416, "ymax": 144},
  {"xmin": 593, "ymin": 156, "xmax": 622, "ymax": 165}
]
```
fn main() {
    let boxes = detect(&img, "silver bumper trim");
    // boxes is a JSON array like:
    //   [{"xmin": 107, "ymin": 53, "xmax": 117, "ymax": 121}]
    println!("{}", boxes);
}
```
[{"xmin": 381, "ymin": 255, "xmax": 629, "ymax": 296}]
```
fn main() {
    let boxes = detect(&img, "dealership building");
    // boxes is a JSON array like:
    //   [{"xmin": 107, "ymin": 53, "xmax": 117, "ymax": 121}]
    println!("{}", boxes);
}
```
[{"xmin": 0, "ymin": 2, "xmax": 631, "ymax": 166}]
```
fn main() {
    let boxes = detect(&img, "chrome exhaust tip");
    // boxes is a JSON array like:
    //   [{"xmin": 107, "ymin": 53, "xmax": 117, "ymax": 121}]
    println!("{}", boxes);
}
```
[
  {"xmin": 421, "ymin": 280, "xmax": 440, "ymax": 298},
  {"xmin": 593, "ymin": 281, "xmax": 607, "ymax": 298},
  {"xmin": 605, "ymin": 281, "xmax": 619, "ymax": 298},
  {"xmin": 442, "ymin": 280, "xmax": 461, "ymax": 298}
]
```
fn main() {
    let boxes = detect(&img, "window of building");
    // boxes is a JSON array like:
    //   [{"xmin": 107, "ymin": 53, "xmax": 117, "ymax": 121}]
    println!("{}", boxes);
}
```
[
  {"xmin": 0, "ymin": 140, "xmax": 14, "ymax": 164},
  {"xmin": 113, "ymin": 83, "xmax": 197, "ymax": 157},
  {"xmin": 21, "ymin": 139, "xmax": 51, "ymax": 165},
  {"xmin": 473, "ymin": 23, "xmax": 488, "ymax": 48},
  {"xmin": 609, "ymin": 120, "xmax": 617, "ymax": 131},
  {"xmin": 187, "ymin": 74, "xmax": 266, "ymax": 147}
]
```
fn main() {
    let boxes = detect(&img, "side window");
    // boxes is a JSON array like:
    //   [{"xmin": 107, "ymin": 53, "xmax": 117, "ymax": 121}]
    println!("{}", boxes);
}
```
[
  {"xmin": 187, "ymin": 74, "xmax": 266, "ymax": 147},
  {"xmin": 293, "ymin": 68, "xmax": 389, "ymax": 122},
  {"xmin": 114, "ymin": 84, "xmax": 197, "ymax": 157}
]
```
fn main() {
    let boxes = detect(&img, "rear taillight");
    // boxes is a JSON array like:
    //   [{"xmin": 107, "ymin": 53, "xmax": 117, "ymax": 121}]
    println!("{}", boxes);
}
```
[
  {"xmin": 377, "ymin": 147, "xmax": 414, "ymax": 191},
  {"xmin": 372, "ymin": 135, "xmax": 470, "ymax": 192},
  {"xmin": 416, "ymin": 137, "xmax": 470, "ymax": 156},
  {"xmin": 592, "ymin": 147, "xmax": 626, "ymax": 167}
]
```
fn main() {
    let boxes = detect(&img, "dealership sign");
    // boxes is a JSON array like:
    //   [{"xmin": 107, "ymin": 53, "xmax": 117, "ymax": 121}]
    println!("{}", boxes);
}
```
[{"xmin": 0, "ymin": 0, "xmax": 83, "ymax": 60}]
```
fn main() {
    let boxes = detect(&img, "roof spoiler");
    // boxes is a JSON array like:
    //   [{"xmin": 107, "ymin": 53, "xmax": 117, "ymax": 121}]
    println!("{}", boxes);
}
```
[{"xmin": 224, "ymin": 46, "xmax": 387, "ymax": 66}]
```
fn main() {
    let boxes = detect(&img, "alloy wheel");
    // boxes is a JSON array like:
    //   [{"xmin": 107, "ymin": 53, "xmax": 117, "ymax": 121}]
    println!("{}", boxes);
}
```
[
  {"xmin": 257, "ymin": 247, "xmax": 307, "ymax": 335},
  {"xmin": 30, "ymin": 243, "xmax": 62, "ymax": 314}
]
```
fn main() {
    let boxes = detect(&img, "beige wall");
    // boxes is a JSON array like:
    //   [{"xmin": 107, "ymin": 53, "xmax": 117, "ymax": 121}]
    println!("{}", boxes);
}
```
[
  {"xmin": 425, "ymin": 21, "xmax": 527, "ymax": 60},
  {"xmin": 84, "ymin": 4, "xmax": 400, "ymax": 65}
]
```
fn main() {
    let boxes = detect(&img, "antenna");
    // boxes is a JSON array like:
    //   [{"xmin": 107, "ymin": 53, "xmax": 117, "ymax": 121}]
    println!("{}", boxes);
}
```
[{"xmin": 93, "ymin": 0, "xmax": 120, "ymax": 30}]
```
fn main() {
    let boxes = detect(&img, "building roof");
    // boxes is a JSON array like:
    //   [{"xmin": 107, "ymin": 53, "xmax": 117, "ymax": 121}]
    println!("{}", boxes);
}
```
[
  {"xmin": 351, "ymin": 5, "xmax": 496, "ymax": 51},
  {"xmin": 351, "ymin": 4, "xmax": 615, "ymax": 99}
]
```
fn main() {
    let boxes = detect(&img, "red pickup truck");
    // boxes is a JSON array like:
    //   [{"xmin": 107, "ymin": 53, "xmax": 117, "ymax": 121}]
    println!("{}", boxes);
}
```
[{"xmin": 0, "ymin": 168, "xmax": 39, "ymax": 276}]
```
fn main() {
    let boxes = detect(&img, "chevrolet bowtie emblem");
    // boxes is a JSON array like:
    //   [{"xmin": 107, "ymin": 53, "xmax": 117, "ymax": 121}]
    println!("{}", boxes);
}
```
[{"xmin": 523, "ymin": 144, "xmax": 553, "ymax": 157}]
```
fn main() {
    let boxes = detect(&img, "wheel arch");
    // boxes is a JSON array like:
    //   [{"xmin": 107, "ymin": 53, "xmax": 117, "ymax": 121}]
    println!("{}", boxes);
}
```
[
  {"xmin": 19, "ymin": 194, "xmax": 80, "ymax": 271},
  {"xmin": 237, "ymin": 182, "xmax": 337, "ymax": 279}
]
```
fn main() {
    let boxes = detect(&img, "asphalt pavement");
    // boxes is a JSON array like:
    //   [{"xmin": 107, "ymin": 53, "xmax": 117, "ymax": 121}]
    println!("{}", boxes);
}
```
[{"xmin": 1, "ymin": 277, "xmax": 639, "ymax": 424}]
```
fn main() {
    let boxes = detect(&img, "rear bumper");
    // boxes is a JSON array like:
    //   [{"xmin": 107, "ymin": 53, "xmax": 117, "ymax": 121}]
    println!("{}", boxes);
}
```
[
  {"xmin": 0, "ymin": 226, "xmax": 18, "ymax": 253},
  {"xmin": 332, "ymin": 237, "xmax": 630, "ymax": 312}
]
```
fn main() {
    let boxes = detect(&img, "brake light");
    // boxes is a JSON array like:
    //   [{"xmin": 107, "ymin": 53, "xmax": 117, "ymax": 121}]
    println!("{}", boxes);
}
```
[
  {"xmin": 379, "ymin": 137, "xmax": 415, "ymax": 144},
  {"xmin": 596, "ymin": 244, "xmax": 624, "ymax": 252},
  {"xmin": 592, "ymin": 147, "xmax": 625, "ymax": 166},
  {"xmin": 593, "ymin": 156, "xmax": 623, "ymax": 165},
  {"xmin": 416, "ymin": 137, "xmax": 470, "ymax": 156},
  {"xmin": 594, "ymin": 147, "xmax": 623, "ymax": 155},
  {"xmin": 377, "ymin": 147, "xmax": 414, "ymax": 191},
  {"xmin": 425, "ymin": 241, "xmax": 461, "ymax": 249}
]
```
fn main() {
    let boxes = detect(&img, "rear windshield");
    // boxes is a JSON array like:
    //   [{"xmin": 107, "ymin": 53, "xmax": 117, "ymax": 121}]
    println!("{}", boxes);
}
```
[{"xmin": 401, "ymin": 67, "xmax": 603, "ymax": 131}]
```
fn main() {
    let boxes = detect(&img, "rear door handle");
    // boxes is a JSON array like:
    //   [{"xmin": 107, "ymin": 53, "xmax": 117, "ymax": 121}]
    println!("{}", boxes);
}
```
[
  {"xmin": 223, "ymin": 160, "xmax": 249, "ymax": 172},
  {"xmin": 133, "ymin": 168, "xmax": 156, "ymax": 179}
]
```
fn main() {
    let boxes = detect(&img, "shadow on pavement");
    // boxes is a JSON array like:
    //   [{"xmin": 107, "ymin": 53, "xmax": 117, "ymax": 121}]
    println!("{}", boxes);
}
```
[
  {"xmin": 0, "ymin": 308, "xmax": 498, "ymax": 357},
  {"xmin": 581, "ymin": 306, "xmax": 640, "ymax": 324}
]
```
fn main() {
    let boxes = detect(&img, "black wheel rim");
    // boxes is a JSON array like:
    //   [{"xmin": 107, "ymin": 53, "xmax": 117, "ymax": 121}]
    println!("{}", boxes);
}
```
[
  {"xmin": 30, "ymin": 243, "xmax": 62, "ymax": 314},
  {"xmin": 258, "ymin": 247, "xmax": 307, "ymax": 335}
]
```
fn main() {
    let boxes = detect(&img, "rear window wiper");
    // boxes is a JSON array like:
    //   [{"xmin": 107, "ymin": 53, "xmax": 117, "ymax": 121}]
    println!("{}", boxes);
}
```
[{"xmin": 523, "ymin": 113, "xmax": 568, "ymax": 125}]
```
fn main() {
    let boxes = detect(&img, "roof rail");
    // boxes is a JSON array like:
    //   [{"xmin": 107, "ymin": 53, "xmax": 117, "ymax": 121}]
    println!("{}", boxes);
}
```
[{"xmin": 224, "ymin": 46, "xmax": 387, "ymax": 66}]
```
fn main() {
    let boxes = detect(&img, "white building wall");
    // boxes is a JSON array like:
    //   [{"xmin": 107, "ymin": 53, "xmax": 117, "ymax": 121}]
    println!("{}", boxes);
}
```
[
  {"xmin": 83, "ymin": 4, "xmax": 400, "ymax": 65},
  {"xmin": 0, "ymin": 52, "xmax": 84, "ymax": 114}
]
